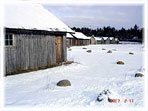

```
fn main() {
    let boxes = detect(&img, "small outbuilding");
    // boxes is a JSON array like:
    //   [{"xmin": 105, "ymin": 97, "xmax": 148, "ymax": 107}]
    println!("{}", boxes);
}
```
[
  {"xmin": 103, "ymin": 37, "xmax": 110, "ymax": 44},
  {"xmin": 95, "ymin": 37, "xmax": 104, "ymax": 44},
  {"xmin": 90, "ymin": 35, "xmax": 96, "ymax": 44},
  {"xmin": 109, "ymin": 37, "xmax": 116, "ymax": 44},
  {"xmin": 115, "ymin": 38, "xmax": 119, "ymax": 44},
  {"xmin": 66, "ymin": 33, "xmax": 76, "ymax": 47},
  {"xmin": 72, "ymin": 32, "xmax": 90, "ymax": 46},
  {"xmin": 5, "ymin": 4, "xmax": 73, "ymax": 75}
]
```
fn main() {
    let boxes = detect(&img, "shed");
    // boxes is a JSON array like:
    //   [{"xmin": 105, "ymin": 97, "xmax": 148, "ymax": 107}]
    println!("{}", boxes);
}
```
[
  {"xmin": 90, "ymin": 35, "xmax": 96, "ymax": 44},
  {"xmin": 109, "ymin": 37, "xmax": 116, "ymax": 44},
  {"xmin": 5, "ymin": 4, "xmax": 73, "ymax": 75},
  {"xmin": 103, "ymin": 37, "xmax": 110, "ymax": 44},
  {"xmin": 72, "ymin": 32, "xmax": 90, "ymax": 46},
  {"xmin": 115, "ymin": 38, "xmax": 119, "ymax": 44},
  {"xmin": 66, "ymin": 33, "xmax": 76, "ymax": 47},
  {"xmin": 95, "ymin": 37, "xmax": 104, "ymax": 44}
]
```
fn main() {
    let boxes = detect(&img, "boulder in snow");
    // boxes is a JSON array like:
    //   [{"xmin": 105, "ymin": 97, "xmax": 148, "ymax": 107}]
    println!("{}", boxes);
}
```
[
  {"xmin": 117, "ymin": 61, "xmax": 124, "ymax": 65},
  {"xmin": 102, "ymin": 48, "xmax": 106, "ymax": 50},
  {"xmin": 135, "ymin": 73, "xmax": 144, "ymax": 77},
  {"xmin": 97, "ymin": 89, "xmax": 111, "ymax": 102},
  {"xmin": 83, "ymin": 47, "xmax": 87, "ymax": 49},
  {"xmin": 57, "ymin": 80, "xmax": 71, "ymax": 87},
  {"xmin": 107, "ymin": 50, "xmax": 112, "ymax": 53},
  {"xmin": 129, "ymin": 52, "xmax": 134, "ymax": 55},
  {"xmin": 86, "ymin": 50, "xmax": 92, "ymax": 53},
  {"xmin": 108, "ymin": 97, "xmax": 112, "ymax": 103}
]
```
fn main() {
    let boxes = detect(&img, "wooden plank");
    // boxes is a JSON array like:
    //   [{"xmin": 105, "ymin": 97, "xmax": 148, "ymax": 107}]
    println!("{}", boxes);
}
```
[{"xmin": 5, "ymin": 33, "xmax": 67, "ymax": 75}]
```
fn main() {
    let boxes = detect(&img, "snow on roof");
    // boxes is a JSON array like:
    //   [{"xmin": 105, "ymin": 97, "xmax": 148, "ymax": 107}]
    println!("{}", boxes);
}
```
[
  {"xmin": 109, "ymin": 37, "xmax": 114, "ymax": 40},
  {"xmin": 72, "ymin": 32, "xmax": 90, "ymax": 40},
  {"xmin": 94, "ymin": 37, "xmax": 103, "ymax": 41},
  {"xmin": 66, "ymin": 33, "xmax": 74, "ymax": 38},
  {"xmin": 103, "ymin": 37, "xmax": 109, "ymax": 40},
  {"xmin": 5, "ymin": 3, "xmax": 73, "ymax": 33},
  {"xmin": 115, "ymin": 38, "xmax": 119, "ymax": 41}
]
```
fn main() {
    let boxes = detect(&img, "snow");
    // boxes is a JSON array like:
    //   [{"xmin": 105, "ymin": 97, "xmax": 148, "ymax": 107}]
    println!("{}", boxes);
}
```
[
  {"xmin": 115, "ymin": 38, "xmax": 119, "ymax": 41},
  {"xmin": 4, "ymin": 3, "xmax": 73, "ymax": 32},
  {"xmin": 72, "ymin": 32, "xmax": 90, "ymax": 40},
  {"xmin": 66, "ymin": 33, "xmax": 74, "ymax": 38},
  {"xmin": 120, "ymin": 41, "xmax": 141, "ymax": 44},
  {"xmin": 103, "ymin": 37, "xmax": 109, "ymax": 40},
  {"xmin": 110, "ymin": 37, "xmax": 114, "ymax": 40},
  {"xmin": 5, "ymin": 44, "xmax": 144, "ymax": 107},
  {"xmin": 94, "ymin": 37, "xmax": 103, "ymax": 41}
]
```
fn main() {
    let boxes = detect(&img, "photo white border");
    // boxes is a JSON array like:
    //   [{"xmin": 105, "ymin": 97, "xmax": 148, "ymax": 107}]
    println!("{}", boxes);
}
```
[{"xmin": 1, "ymin": 0, "xmax": 148, "ymax": 111}]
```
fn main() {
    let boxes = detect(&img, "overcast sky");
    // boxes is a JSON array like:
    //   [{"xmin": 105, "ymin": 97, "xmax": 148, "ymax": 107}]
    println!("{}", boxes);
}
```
[{"xmin": 43, "ymin": 5, "xmax": 143, "ymax": 29}]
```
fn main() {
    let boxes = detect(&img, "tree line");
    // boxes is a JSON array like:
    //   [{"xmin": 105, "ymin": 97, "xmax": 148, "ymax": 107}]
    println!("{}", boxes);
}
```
[{"xmin": 71, "ymin": 24, "xmax": 143, "ymax": 42}]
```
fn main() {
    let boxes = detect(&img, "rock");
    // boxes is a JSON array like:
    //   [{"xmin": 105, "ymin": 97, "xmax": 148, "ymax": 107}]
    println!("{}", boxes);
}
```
[
  {"xmin": 135, "ymin": 73, "xmax": 144, "ymax": 77},
  {"xmin": 96, "ymin": 93, "xmax": 104, "ymax": 102},
  {"xmin": 96, "ymin": 89, "xmax": 111, "ymax": 102},
  {"xmin": 129, "ymin": 52, "xmax": 134, "ymax": 55},
  {"xmin": 83, "ymin": 47, "xmax": 87, "ymax": 49},
  {"xmin": 102, "ymin": 48, "xmax": 106, "ymax": 50},
  {"xmin": 117, "ymin": 61, "xmax": 124, "ymax": 65},
  {"xmin": 103, "ymin": 89, "xmax": 111, "ymax": 95},
  {"xmin": 112, "ymin": 49, "xmax": 117, "ymax": 51},
  {"xmin": 107, "ymin": 50, "xmax": 112, "ymax": 53},
  {"xmin": 57, "ymin": 80, "xmax": 71, "ymax": 87},
  {"xmin": 97, "ymin": 97, "xmax": 104, "ymax": 102},
  {"xmin": 108, "ymin": 97, "xmax": 113, "ymax": 103},
  {"xmin": 86, "ymin": 50, "xmax": 92, "ymax": 53}
]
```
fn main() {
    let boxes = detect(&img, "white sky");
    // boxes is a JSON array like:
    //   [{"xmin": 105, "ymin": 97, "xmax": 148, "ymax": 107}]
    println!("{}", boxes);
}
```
[{"xmin": 44, "ymin": 5, "xmax": 143, "ymax": 29}]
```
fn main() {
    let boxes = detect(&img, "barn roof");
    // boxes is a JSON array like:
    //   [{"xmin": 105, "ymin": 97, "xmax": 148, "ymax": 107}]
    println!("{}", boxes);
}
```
[
  {"xmin": 72, "ymin": 32, "xmax": 90, "ymax": 40},
  {"xmin": 115, "ymin": 38, "xmax": 119, "ymax": 41},
  {"xmin": 66, "ymin": 33, "xmax": 74, "ymax": 38},
  {"xmin": 103, "ymin": 37, "xmax": 109, "ymax": 40},
  {"xmin": 5, "ymin": 3, "xmax": 73, "ymax": 33},
  {"xmin": 94, "ymin": 37, "xmax": 103, "ymax": 41},
  {"xmin": 109, "ymin": 37, "xmax": 114, "ymax": 40}
]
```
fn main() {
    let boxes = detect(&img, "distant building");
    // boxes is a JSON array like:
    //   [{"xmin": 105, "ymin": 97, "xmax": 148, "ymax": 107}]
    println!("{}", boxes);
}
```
[
  {"xmin": 95, "ymin": 37, "xmax": 104, "ymax": 44},
  {"xmin": 71, "ymin": 32, "xmax": 90, "ymax": 46},
  {"xmin": 110, "ymin": 37, "xmax": 116, "ymax": 44},
  {"xmin": 103, "ymin": 37, "xmax": 110, "ymax": 44},
  {"xmin": 66, "ymin": 33, "xmax": 76, "ymax": 47},
  {"xmin": 90, "ymin": 35, "xmax": 96, "ymax": 44},
  {"xmin": 115, "ymin": 38, "xmax": 119, "ymax": 44}
]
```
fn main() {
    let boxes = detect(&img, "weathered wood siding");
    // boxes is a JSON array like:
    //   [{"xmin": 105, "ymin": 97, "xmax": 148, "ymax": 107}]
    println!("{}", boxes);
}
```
[
  {"xmin": 110, "ymin": 38, "xmax": 116, "ymax": 44},
  {"xmin": 96, "ymin": 40, "xmax": 102, "ymax": 44},
  {"xmin": 66, "ymin": 38, "xmax": 76, "ymax": 47},
  {"xmin": 90, "ymin": 37, "xmax": 96, "ymax": 44},
  {"xmin": 5, "ymin": 34, "xmax": 67, "ymax": 75},
  {"xmin": 104, "ymin": 38, "xmax": 110, "ymax": 44},
  {"xmin": 76, "ymin": 39, "xmax": 90, "ymax": 46}
]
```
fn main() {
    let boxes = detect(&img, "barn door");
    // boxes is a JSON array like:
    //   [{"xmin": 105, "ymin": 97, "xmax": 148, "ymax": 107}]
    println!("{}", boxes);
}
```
[{"xmin": 56, "ymin": 36, "xmax": 63, "ymax": 63}]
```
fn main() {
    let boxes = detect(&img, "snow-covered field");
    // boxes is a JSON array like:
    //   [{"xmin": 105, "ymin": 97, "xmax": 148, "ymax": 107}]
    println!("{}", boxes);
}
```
[{"xmin": 5, "ymin": 44, "xmax": 144, "ymax": 107}]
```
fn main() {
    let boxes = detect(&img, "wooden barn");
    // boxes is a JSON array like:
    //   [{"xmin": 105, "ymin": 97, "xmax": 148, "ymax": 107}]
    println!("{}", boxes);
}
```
[
  {"xmin": 109, "ymin": 37, "xmax": 116, "ymax": 44},
  {"xmin": 115, "ymin": 38, "xmax": 119, "ymax": 44},
  {"xmin": 72, "ymin": 32, "xmax": 90, "ymax": 46},
  {"xmin": 95, "ymin": 37, "xmax": 104, "ymax": 44},
  {"xmin": 103, "ymin": 37, "xmax": 110, "ymax": 44},
  {"xmin": 66, "ymin": 33, "xmax": 76, "ymax": 47},
  {"xmin": 5, "ymin": 4, "xmax": 73, "ymax": 75},
  {"xmin": 90, "ymin": 35, "xmax": 96, "ymax": 44}
]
